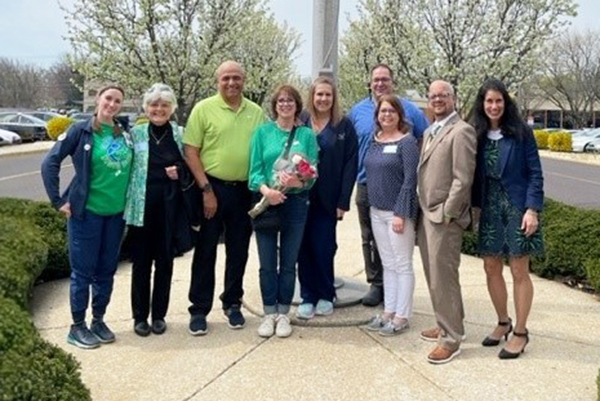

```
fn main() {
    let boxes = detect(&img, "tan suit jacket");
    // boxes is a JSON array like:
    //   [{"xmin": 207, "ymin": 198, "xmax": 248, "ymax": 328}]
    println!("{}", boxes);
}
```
[
  {"xmin": 416, "ymin": 112, "xmax": 477, "ymax": 350},
  {"xmin": 418, "ymin": 113, "xmax": 477, "ymax": 229}
]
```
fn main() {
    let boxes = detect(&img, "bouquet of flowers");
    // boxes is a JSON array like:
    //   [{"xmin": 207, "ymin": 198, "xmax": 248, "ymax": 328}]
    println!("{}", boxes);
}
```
[{"xmin": 248, "ymin": 152, "xmax": 318, "ymax": 219}]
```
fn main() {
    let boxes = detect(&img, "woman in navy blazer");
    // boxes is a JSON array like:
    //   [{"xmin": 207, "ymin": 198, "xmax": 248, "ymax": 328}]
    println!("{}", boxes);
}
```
[
  {"xmin": 296, "ymin": 76, "xmax": 358, "ymax": 319},
  {"xmin": 471, "ymin": 78, "xmax": 544, "ymax": 359}
]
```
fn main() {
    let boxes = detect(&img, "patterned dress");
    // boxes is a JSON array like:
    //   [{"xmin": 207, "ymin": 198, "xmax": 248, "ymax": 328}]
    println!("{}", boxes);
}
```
[{"xmin": 478, "ymin": 138, "xmax": 544, "ymax": 257}]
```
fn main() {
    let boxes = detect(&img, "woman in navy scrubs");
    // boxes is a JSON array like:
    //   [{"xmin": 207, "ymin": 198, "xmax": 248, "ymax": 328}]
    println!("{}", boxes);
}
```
[{"xmin": 296, "ymin": 76, "xmax": 358, "ymax": 319}]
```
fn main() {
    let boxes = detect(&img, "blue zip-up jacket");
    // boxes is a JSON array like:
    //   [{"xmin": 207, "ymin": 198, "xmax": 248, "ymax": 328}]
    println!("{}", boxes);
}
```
[{"xmin": 41, "ymin": 118, "xmax": 130, "ymax": 220}]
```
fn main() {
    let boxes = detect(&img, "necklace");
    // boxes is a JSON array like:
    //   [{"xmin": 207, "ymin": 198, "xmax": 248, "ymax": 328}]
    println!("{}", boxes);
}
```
[{"xmin": 150, "ymin": 130, "xmax": 167, "ymax": 145}]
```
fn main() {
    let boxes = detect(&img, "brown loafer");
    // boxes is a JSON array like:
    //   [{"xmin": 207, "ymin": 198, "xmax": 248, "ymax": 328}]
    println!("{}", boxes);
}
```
[
  {"xmin": 420, "ymin": 327, "xmax": 441, "ymax": 342},
  {"xmin": 427, "ymin": 346, "xmax": 461, "ymax": 364}
]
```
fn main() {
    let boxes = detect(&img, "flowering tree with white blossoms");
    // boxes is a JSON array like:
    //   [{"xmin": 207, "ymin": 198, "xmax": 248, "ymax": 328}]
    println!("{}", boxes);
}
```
[
  {"xmin": 62, "ymin": 0, "xmax": 300, "ymax": 120},
  {"xmin": 339, "ymin": 0, "xmax": 577, "ymax": 115}
]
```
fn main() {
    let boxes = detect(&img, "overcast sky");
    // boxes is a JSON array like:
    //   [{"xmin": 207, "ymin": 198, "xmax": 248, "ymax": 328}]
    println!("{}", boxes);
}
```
[{"xmin": 0, "ymin": 0, "xmax": 597, "ymax": 76}]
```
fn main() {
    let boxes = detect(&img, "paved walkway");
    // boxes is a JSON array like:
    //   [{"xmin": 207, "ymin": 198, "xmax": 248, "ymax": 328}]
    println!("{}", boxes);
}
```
[
  {"xmin": 30, "ymin": 206, "xmax": 600, "ymax": 400},
  {"xmin": 4, "ymin": 141, "xmax": 597, "ymax": 400}
]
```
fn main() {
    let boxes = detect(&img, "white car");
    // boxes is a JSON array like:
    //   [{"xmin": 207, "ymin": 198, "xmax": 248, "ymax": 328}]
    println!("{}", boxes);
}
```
[
  {"xmin": 0, "ymin": 128, "xmax": 22, "ymax": 145},
  {"xmin": 584, "ymin": 137, "xmax": 600, "ymax": 153},
  {"xmin": 571, "ymin": 128, "xmax": 600, "ymax": 152}
]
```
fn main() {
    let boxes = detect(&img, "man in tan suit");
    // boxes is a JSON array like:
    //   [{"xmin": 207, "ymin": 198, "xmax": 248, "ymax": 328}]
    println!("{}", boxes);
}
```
[{"xmin": 417, "ymin": 80, "xmax": 477, "ymax": 364}]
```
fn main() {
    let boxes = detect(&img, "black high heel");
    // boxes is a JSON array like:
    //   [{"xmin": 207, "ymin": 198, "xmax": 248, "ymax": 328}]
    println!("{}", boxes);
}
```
[
  {"xmin": 498, "ymin": 329, "xmax": 529, "ymax": 359},
  {"xmin": 481, "ymin": 318, "xmax": 513, "ymax": 347}
]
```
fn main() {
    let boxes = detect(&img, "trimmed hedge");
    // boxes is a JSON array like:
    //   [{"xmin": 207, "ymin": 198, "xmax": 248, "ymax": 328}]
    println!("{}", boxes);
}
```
[
  {"xmin": 0, "ymin": 297, "xmax": 90, "ymax": 400},
  {"xmin": 548, "ymin": 132, "xmax": 572, "ymax": 152},
  {"xmin": 47, "ymin": 117, "xmax": 74, "ymax": 141},
  {"xmin": 533, "ymin": 130, "xmax": 549, "ymax": 150},
  {"xmin": 0, "ymin": 199, "xmax": 90, "ymax": 400},
  {"xmin": 0, "ymin": 198, "xmax": 70, "ymax": 281},
  {"xmin": 0, "ymin": 216, "xmax": 48, "ymax": 308},
  {"xmin": 463, "ymin": 198, "xmax": 600, "ymax": 292}
]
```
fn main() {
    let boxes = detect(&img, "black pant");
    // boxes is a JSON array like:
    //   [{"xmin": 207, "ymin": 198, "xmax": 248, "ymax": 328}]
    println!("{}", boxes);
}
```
[
  {"xmin": 130, "ymin": 186, "xmax": 174, "ymax": 322},
  {"xmin": 355, "ymin": 184, "xmax": 383, "ymax": 287},
  {"xmin": 188, "ymin": 177, "xmax": 252, "ymax": 316}
]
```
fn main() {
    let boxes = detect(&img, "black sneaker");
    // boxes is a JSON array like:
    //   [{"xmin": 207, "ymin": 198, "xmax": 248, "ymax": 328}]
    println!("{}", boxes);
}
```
[
  {"xmin": 134, "ymin": 321, "xmax": 151, "ymax": 337},
  {"xmin": 90, "ymin": 320, "xmax": 116, "ymax": 343},
  {"xmin": 225, "ymin": 305, "xmax": 245, "ymax": 329},
  {"xmin": 361, "ymin": 285, "xmax": 383, "ymax": 307},
  {"xmin": 151, "ymin": 319, "xmax": 167, "ymax": 335},
  {"xmin": 189, "ymin": 314, "xmax": 208, "ymax": 336},
  {"xmin": 67, "ymin": 323, "xmax": 101, "ymax": 349}
]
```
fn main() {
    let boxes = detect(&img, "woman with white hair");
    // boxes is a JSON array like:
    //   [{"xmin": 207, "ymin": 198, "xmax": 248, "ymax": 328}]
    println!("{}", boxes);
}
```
[{"xmin": 124, "ymin": 83, "xmax": 194, "ymax": 336}]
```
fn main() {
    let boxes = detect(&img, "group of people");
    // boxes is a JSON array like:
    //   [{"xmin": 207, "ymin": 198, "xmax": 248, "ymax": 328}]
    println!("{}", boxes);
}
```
[{"xmin": 40, "ymin": 59, "xmax": 544, "ymax": 365}]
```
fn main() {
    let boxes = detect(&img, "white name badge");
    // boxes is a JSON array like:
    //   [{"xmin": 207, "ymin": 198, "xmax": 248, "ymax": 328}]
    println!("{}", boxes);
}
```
[
  {"xmin": 383, "ymin": 145, "xmax": 397, "ymax": 154},
  {"xmin": 135, "ymin": 142, "xmax": 149, "ymax": 152}
]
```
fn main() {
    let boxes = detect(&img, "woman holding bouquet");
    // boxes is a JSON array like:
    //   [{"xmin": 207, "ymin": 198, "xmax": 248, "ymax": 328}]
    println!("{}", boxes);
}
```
[
  {"xmin": 296, "ymin": 77, "xmax": 358, "ymax": 319},
  {"xmin": 248, "ymin": 84, "xmax": 319, "ymax": 338}
]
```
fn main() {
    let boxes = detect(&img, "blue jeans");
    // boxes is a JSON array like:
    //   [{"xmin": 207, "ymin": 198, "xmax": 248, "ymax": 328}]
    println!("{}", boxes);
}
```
[
  {"xmin": 68, "ymin": 210, "xmax": 125, "ymax": 324},
  {"xmin": 255, "ymin": 192, "xmax": 309, "ymax": 315}
]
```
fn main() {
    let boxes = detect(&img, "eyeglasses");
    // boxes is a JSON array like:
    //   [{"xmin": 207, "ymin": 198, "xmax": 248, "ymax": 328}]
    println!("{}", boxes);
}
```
[
  {"xmin": 378, "ymin": 108, "xmax": 397, "ymax": 115},
  {"xmin": 277, "ymin": 98, "xmax": 295, "ymax": 105},
  {"xmin": 428, "ymin": 93, "xmax": 452, "ymax": 101}
]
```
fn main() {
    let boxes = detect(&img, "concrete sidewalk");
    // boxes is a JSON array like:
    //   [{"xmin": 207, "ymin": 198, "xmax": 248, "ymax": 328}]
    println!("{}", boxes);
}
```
[{"xmin": 30, "ymin": 204, "xmax": 600, "ymax": 401}]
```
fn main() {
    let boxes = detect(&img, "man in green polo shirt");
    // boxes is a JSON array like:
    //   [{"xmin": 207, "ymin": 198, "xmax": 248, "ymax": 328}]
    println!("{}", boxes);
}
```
[{"xmin": 184, "ymin": 60, "xmax": 265, "ymax": 336}]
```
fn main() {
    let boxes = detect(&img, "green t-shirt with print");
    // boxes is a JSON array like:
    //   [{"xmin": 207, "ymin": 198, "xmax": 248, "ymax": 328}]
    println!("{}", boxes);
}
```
[{"xmin": 86, "ymin": 123, "xmax": 132, "ymax": 215}]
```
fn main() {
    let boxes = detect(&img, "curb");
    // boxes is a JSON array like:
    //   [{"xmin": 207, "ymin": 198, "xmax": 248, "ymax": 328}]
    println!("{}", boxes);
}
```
[{"xmin": 0, "ymin": 142, "xmax": 54, "ymax": 158}]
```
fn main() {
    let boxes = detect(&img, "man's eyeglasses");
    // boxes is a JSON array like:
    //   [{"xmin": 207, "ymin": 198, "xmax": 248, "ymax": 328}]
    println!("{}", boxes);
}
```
[
  {"xmin": 428, "ymin": 93, "xmax": 452, "ymax": 101},
  {"xmin": 277, "ymin": 98, "xmax": 295, "ymax": 105}
]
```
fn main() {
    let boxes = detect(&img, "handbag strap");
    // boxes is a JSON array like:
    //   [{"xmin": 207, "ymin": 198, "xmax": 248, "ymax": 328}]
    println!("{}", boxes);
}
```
[{"xmin": 281, "ymin": 126, "xmax": 297, "ymax": 160}]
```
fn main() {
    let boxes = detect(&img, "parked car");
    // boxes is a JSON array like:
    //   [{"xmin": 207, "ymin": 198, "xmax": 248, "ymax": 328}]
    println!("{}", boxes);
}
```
[
  {"xmin": 70, "ymin": 112, "xmax": 138, "ymax": 130},
  {"xmin": 28, "ymin": 111, "xmax": 62, "ymax": 122},
  {"xmin": 0, "ymin": 113, "xmax": 47, "ymax": 141},
  {"xmin": 70, "ymin": 112, "xmax": 94, "ymax": 122},
  {"xmin": 0, "ymin": 128, "xmax": 22, "ymax": 145},
  {"xmin": 572, "ymin": 128, "xmax": 600, "ymax": 152},
  {"xmin": 584, "ymin": 137, "xmax": 600, "ymax": 153}
]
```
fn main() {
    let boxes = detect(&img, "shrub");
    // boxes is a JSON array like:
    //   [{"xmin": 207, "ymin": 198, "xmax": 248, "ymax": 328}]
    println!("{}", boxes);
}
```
[
  {"xmin": 0, "ymin": 216, "xmax": 48, "ymax": 308},
  {"xmin": 27, "ymin": 202, "xmax": 70, "ymax": 280},
  {"xmin": 548, "ymin": 132, "xmax": 572, "ymax": 152},
  {"xmin": 465, "ymin": 199, "xmax": 600, "ymax": 289},
  {"xmin": 0, "ymin": 296, "xmax": 91, "ymax": 401},
  {"xmin": 0, "ymin": 198, "xmax": 69, "ymax": 280},
  {"xmin": 532, "ymin": 199, "xmax": 600, "ymax": 280},
  {"xmin": 0, "ymin": 202, "xmax": 90, "ymax": 399},
  {"xmin": 585, "ymin": 259, "xmax": 600, "ymax": 293},
  {"xmin": 47, "ymin": 117, "xmax": 74, "ymax": 141},
  {"xmin": 461, "ymin": 230, "xmax": 479, "ymax": 256},
  {"xmin": 135, "ymin": 116, "xmax": 149, "ymax": 125},
  {"xmin": 533, "ymin": 130, "xmax": 549, "ymax": 149}
]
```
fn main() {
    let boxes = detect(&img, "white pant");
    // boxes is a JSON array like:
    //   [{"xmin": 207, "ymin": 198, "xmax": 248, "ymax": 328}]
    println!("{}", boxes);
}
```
[{"xmin": 370, "ymin": 207, "xmax": 415, "ymax": 319}]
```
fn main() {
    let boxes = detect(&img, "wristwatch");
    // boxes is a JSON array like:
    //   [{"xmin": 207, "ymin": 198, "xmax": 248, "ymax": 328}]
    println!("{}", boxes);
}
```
[{"xmin": 200, "ymin": 182, "xmax": 212, "ymax": 193}]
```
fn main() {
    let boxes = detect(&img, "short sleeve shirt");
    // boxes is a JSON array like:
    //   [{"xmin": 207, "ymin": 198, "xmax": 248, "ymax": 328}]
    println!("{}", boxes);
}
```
[{"xmin": 183, "ymin": 93, "xmax": 265, "ymax": 181}]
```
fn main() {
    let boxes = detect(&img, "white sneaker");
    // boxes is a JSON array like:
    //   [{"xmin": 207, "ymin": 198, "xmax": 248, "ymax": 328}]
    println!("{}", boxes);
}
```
[
  {"xmin": 258, "ymin": 314, "xmax": 276, "ymax": 338},
  {"xmin": 275, "ymin": 314, "xmax": 292, "ymax": 338}
]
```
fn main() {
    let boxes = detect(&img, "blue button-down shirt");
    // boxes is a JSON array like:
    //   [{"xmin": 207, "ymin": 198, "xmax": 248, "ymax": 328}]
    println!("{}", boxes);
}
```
[{"xmin": 349, "ymin": 97, "xmax": 429, "ymax": 184}]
